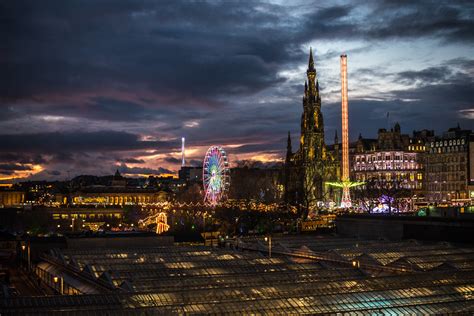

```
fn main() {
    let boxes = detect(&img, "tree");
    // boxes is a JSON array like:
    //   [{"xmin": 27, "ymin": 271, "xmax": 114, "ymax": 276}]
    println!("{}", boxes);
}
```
[
  {"xmin": 300, "ymin": 160, "xmax": 326, "ymax": 219},
  {"xmin": 353, "ymin": 178, "xmax": 413, "ymax": 214},
  {"xmin": 178, "ymin": 183, "xmax": 202, "ymax": 203}
]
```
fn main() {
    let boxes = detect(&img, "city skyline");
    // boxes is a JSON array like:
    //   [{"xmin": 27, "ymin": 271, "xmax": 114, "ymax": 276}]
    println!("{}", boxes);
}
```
[{"xmin": 1, "ymin": 0, "xmax": 474, "ymax": 181}]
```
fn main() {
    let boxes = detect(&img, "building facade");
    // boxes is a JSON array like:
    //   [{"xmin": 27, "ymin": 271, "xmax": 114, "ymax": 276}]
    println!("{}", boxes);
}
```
[
  {"xmin": 57, "ymin": 171, "xmax": 169, "ymax": 206},
  {"xmin": 0, "ymin": 190, "xmax": 25, "ymax": 207},
  {"xmin": 67, "ymin": 188, "xmax": 168, "ymax": 205},
  {"xmin": 178, "ymin": 166, "xmax": 203, "ymax": 183},
  {"xmin": 352, "ymin": 124, "xmax": 428, "ymax": 192},
  {"xmin": 284, "ymin": 49, "xmax": 340, "ymax": 209},
  {"xmin": 424, "ymin": 126, "xmax": 472, "ymax": 204}
]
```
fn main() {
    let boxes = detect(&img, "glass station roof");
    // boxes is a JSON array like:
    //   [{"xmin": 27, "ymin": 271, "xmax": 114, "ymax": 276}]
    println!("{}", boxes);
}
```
[{"xmin": 1, "ymin": 236, "xmax": 473, "ymax": 314}]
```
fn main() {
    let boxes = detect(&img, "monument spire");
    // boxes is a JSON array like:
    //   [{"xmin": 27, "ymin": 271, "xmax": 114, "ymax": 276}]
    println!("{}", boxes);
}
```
[
  {"xmin": 308, "ymin": 47, "xmax": 315, "ymax": 71},
  {"xmin": 287, "ymin": 131, "xmax": 292, "ymax": 153}
]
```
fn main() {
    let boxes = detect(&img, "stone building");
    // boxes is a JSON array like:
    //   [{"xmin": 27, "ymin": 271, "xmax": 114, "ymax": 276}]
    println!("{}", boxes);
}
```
[
  {"xmin": 424, "ymin": 125, "xmax": 472, "ymax": 204},
  {"xmin": 0, "ymin": 190, "xmax": 25, "ymax": 207},
  {"xmin": 352, "ymin": 124, "xmax": 430, "ymax": 192},
  {"xmin": 284, "ymin": 49, "xmax": 340, "ymax": 209},
  {"xmin": 67, "ymin": 187, "xmax": 168, "ymax": 205},
  {"xmin": 57, "ymin": 171, "xmax": 169, "ymax": 206}
]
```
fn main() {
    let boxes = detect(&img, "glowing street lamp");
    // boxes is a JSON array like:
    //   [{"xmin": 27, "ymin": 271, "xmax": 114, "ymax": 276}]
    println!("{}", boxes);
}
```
[
  {"xmin": 21, "ymin": 243, "xmax": 31, "ymax": 270},
  {"xmin": 53, "ymin": 275, "xmax": 64, "ymax": 294},
  {"xmin": 264, "ymin": 236, "xmax": 272, "ymax": 258}
]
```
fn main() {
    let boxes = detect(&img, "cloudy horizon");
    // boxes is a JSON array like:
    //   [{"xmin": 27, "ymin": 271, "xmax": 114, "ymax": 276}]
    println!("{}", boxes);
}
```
[{"xmin": 1, "ymin": 0, "xmax": 473, "ymax": 181}]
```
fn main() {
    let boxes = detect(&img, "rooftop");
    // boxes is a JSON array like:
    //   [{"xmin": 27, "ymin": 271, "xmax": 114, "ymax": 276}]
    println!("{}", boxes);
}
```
[{"xmin": 2, "ymin": 236, "xmax": 473, "ymax": 313}]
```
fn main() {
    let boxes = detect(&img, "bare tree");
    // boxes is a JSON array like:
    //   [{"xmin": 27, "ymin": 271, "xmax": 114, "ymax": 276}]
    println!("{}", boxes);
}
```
[{"xmin": 353, "ymin": 178, "xmax": 412, "ymax": 214}]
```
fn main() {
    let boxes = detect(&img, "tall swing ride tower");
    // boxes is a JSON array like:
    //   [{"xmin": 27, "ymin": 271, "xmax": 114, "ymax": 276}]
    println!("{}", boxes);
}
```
[{"xmin": 340, "ymin": 55, "xmax": 351, "ymax": 208}]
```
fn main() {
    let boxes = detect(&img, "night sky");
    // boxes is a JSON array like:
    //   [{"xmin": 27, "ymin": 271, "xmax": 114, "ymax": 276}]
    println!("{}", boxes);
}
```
[{"xmin": 1, "ymin": 0, "xmax": 473, "ymax": 181}]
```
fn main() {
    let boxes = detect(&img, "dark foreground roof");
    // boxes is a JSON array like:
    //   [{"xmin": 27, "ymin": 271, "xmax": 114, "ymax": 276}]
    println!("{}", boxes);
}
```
[{"xmin": 1, "ymin": 236, "xmax": 473, "ymax": 314}]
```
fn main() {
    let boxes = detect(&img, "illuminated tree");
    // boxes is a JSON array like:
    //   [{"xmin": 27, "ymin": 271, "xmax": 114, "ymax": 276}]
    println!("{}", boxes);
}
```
[{"xmin": 352, "ymin": 178, "xmax": 412, "ymax": 214}]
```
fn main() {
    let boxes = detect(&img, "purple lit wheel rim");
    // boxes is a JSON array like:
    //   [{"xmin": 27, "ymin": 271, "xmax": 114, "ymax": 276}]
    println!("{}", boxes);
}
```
[{"xmin": 203, "ymin": 146, "xmax": 229, "ymax": 206}]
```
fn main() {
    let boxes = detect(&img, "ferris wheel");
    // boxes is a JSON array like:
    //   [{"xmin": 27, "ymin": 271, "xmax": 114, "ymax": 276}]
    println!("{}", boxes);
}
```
[{"xmin": 203, "ymin": 146, "xmax": 230, "ymax": 206}]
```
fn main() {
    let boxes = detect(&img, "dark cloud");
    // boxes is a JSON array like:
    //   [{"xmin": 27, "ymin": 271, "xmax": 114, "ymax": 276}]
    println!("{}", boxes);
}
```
[
  {"xmin": 0, "ymin": 163, "xmax": 33, "ymax": 172},
  {"xmin": 47, "ymin": 170, "xmax": 62, "ymax": 176},
  {"xmin": 0, "ymin": 131, "xmax": 174, "ymax": 153},
  {"xmin": 230, "ymin": 142, "xmax": 286, "ymax": 155},
  {"xmin": 164, "ymin": 157, "xmax": 181, "ymax": 164},
  {"xmin": 324, "ymin": 59, "xmax": 474, "ymax": 141},
  {"xmin": 234, "ymin": 160, "xmax": 283, "ymax": 169},
  {"xmin": 0, "ymin": 153, "xmax": 46, "ymax": 164},
  {"xmin": 396, "ymin": 66, "xmax": 453, "ymax": 85},
  {"xmin": 365, "ymin": 4, "xmax": 474, "ymax": 42},
  {"xmin": 187, "ymin": 159, "xmax": 202, "ymax": 167},
  {"xmin": 0, "ymin": 1, "xmax": 472, "ymax": 179},
  {"xmin": 117, "ymin": 163, "xmax": 172, "ymax": 175},
  {"xmin": 119, "ymin": 157, "xmax": 146, "ymax": 164},
  {"xmin": 0, "ymin": 0, "xmax": 290, "ymax": 104}
]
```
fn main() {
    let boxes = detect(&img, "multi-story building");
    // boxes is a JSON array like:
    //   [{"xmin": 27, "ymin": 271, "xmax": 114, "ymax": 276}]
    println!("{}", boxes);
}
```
[
  {"xmin": 469, "ymin": 137, "xmax": 474, "ymax": 202},
  {"xmin": 352, "ymin": 124, "xmax": 430, "ymax": 191},
  {"xmin": 178, "ymin": 166, "xmax": 203, "ymax": 183},
  {"xmin": 57, "ymin": 171, "xmax": 169, "ymax": 206},
  {"xmin": 424, "ymin": 125, "xmax": 472, "ymax": 204},
  {"xmin": 66, "ymin": 187, "xmax": 168, "ymax": 205},
  {"xmin": 0, "ymin": 190, "xmax": 25, "ymax": 207}
]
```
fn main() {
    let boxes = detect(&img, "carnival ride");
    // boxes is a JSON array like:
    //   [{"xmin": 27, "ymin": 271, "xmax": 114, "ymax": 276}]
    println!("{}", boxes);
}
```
[
  {"xmin": 326, "ymin": 180, "xmax": 365, "ymax": 208},
  {"xmin": 138, "ymin": 212, "xmax": 170, "ymax": 234},
  {"xmin": 203, "ymin": 146, "xmax": 230, "ymax": 206}
]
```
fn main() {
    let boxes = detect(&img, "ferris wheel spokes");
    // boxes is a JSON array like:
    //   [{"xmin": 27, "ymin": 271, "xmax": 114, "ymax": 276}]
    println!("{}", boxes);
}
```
[{"xmin": 202, "ymin": 146, "xmax": 229, "ymax": 206}]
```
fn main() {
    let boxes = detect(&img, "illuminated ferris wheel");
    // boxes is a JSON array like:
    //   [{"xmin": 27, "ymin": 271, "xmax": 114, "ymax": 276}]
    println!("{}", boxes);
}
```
[{"xmin": 203, "ymin": 146, "xmax": 230, "ymax": 206}]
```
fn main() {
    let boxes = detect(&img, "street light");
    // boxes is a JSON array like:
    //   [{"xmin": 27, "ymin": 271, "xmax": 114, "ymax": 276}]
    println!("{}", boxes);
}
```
[
  {"xmin": 53, "ymin": 275, "xmax": 64, "ymax": 295},
  {"xmin": 264, "ymin": 236, "xmax": 272, "ymax": 258},
  {"xmin": 21, "ymin": 243, "xmax": 30, "ymax": 270},
  {"xmin": 203, "ymin": 212, "xmax": 207, "ymax": 233}
]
